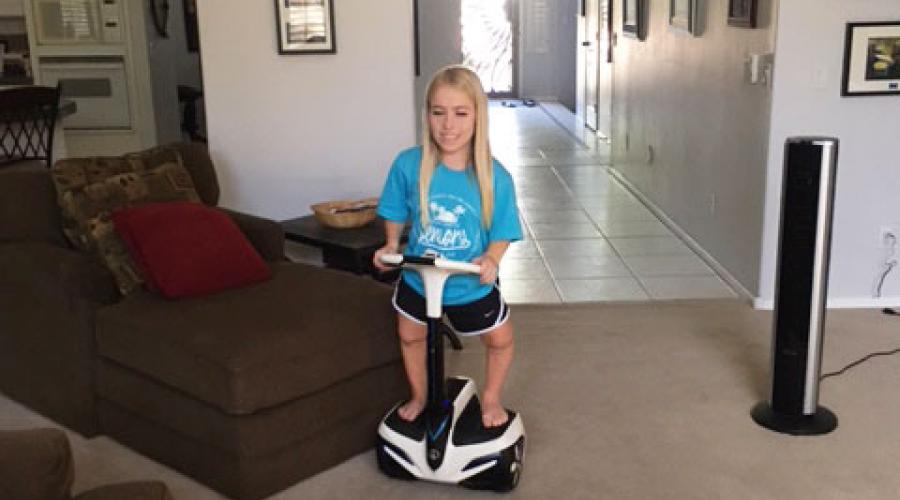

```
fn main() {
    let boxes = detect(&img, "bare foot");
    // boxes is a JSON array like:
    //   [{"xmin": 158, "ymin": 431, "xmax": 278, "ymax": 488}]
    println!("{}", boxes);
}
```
[
  {"xmin": 397, "ymin": 399, "xmax": 425, "ymax": 422},
  {"xmin": 481, "ymin": 400, "xmax": 509, "ymax": 428}
]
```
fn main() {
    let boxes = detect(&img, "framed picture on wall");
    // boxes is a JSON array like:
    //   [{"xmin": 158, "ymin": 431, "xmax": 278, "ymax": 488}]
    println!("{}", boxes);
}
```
[
  {"xmin": 669, "ymin": 0, "xmax": 695, "ymax": 35},
  {"xmin": 275, "ymin": 0, "xmax": 337, "ymax": 54},
  {"xmin": 622, "ymin": 0, "xmax": 646, "ymax": 40},
  {"xmin": 183, "ymin": 0, "xmax": 199, "ymax": 52},
  {"xmin": 727, "ymin": 0, "xmax": 757, "ymax": 28},
  {"xmin": 842, "ymin": 22, "xmax": 900, "ymax": 96}
]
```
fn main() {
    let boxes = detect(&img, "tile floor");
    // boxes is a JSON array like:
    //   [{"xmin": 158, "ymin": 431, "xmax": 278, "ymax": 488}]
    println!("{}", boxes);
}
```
[
  {"xmin": 287, "ymin": 100, "xmax": 737, "ymax": 304},
  {"xmin": 487, "ymin": 100, "xmax": 735, "ymax": 304}
]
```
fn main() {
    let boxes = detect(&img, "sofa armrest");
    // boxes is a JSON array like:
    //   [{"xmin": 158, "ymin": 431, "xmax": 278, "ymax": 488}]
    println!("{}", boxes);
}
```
[
  {"xmin": 0, "ymin": 242, "xmax": 119, "ymax": 305},
  {"xmin": 0, "ymin": 242, "xmax": 119, "ymax": 436},
  {"xmin": 218, "ymin": 208, "xmax": 286, "ymax": 262},
  {"xmin": 0, "ymin": 428, "xmax": 74, "ymax": 500}
]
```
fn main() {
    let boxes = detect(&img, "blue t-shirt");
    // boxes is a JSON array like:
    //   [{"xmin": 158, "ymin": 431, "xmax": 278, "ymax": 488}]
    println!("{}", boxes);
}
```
[{"xmin": 377, "ymin": 147, "xmax": 522, "ymax": 305}]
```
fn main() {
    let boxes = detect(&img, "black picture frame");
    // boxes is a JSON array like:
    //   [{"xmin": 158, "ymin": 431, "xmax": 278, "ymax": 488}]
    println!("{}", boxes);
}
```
[
  {"xmin": 669, "ymin": 0, "xmax": 695, "ymax": 35},
  {"xmin": 622, "ymin": 0, "xmax": 646, "ymax": 40},
  {"xmin": 413, "ymin": 0, "xmax": 420, "ymax": 76},
  {"xmin": 841, "ymin": 21, "xmax": 900, "ymax": 97},
  {"xmin": 275, "ymin": 0, "xmax": 337, "ymax": 55},
  {"xmin": 727, "ymin": 0, "xmax": 757, "ymax": 28},
  {"xmin": 183, "ymin": 0, "xmax": 200, "ymax": 53}
]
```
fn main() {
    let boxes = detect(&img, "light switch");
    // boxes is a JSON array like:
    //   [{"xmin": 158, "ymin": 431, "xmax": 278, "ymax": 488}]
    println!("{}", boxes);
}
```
[
  {"xmin": 748, "ymin": 53, "xmax": 774, "ymax": 85},
  {"xmin": 812, "ymin": 67, "xmax": 828, "ymax": 90}
]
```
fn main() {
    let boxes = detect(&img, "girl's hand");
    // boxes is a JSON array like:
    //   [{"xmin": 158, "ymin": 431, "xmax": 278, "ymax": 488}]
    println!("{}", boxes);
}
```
[
  {"xmin": 473, "ymin": 254, "xmax": 499, "ymax": 284},
  {"xmin": 373, "ymin": 244, "xmax": 399, "ymax": 272}
]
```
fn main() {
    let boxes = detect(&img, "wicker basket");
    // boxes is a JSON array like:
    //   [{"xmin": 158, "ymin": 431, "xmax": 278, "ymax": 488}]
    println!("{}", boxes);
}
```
[{"xmin": 310, "ymin": 197, "xmax": 379, "ymax": 229}]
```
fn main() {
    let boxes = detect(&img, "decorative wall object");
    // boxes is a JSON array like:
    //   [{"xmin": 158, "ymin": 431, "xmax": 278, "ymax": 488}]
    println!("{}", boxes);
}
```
[
  {"xmin": 727, "ymin": 0, "xmax": 756, "ymax": 28},
  {"xmin": 413, "ymin": 0, "xmax": 420, "ymax": 76},
  {"xmin": 622, "ymin": 0, "xmax": 646, "ymax": 40},
  {"xmin": 842, "ymin": 22, "xmax": 900, "ymax": 96},
  {"xmin": 275, "ymin": 0, "xmax": 336, "ymax": 54},
  {"xmin": 149, "ymin": 0, "xmax": 170, "ymax": 37},
  {"xmin": 669, "ymin": 0, "xmax": 696, "ymax": 35},
  {"xmin": 183, "ymin": 0, "xmax": 200, "ymax": 52}
]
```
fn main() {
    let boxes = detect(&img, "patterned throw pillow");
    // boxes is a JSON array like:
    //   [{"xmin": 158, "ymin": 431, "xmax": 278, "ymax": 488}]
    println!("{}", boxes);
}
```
[{"xmin": 52, "ymin": 148, "xmax": 202, "ymax": 295}]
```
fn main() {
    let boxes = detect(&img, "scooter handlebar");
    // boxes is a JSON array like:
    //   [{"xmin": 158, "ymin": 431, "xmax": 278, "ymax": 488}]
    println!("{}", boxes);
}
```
[
  {"xmin": 379, "ymin": 253, "xmax": 404, "ymax": 266},
  {"xmin": 379, "ymin": 253, "xmax": 482, "ymax": 275}
]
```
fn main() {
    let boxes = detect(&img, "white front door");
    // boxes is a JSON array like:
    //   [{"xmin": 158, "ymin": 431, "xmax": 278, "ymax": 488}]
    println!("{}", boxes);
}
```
[
  {"xmin": 584, "ymin": 0, "xmax": 599, "ymax": 131},
  {"xmin": 595, "ymin": 0, "xmax": 613, "ymax": 139}
]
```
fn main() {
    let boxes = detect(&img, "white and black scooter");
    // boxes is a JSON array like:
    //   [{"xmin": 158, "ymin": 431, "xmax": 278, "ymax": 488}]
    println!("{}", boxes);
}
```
[{"xmin": 376, "ymin": 253, "xmax": 525, "ymax": 492}]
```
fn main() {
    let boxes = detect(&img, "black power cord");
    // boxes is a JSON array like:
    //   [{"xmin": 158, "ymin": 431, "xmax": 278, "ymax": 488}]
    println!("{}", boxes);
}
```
[{"xmin": 820, "ymin": 308, "xmax": 900, "ymax": 381}]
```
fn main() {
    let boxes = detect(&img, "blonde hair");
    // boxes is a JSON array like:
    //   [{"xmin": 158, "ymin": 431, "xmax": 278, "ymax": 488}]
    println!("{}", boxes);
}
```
[{"xmin": 419, "ymin": 65, "xmax": 494, "ymax": 229}]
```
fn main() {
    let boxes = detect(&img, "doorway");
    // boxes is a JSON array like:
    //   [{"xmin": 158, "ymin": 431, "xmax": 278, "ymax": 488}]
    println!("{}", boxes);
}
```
[
  {"xmin": 461, "ymin": 0, "xmax": 519, "ymax": 98},
  {"xmin": 581, "ymin": 0, "xmax": 612, "ymax": 139},
  {"xmin": 584, "ymin": 0, "xmax": 599, "ymax": 131},
  {"xmin": 145, "ymin": 0, "xmax": 206, "ymax": 145}
]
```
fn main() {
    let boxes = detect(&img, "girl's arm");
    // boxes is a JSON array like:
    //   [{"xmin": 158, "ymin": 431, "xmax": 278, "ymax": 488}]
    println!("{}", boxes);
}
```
[
  {"xmin": 384, "ymin": 220, "xmax": 404, "ymax": 250},
  {"xmin": 372, "ymin": 220, "xmax": 405, "ymax": 272},
  {"xmin": 484, "ymin": 241, "xmax": 509, "ymax": 266},
  {"xmin": 474, "ymin": 241, "xmax": 510, "ymax": 284}
]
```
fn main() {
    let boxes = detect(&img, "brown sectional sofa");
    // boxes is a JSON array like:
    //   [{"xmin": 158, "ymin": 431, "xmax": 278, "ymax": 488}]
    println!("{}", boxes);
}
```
[
  {"xmin": 0, "ymin": 143, "xmax": 406, "ymax": 499},
  {"xmin": 0, "ymin": 428, "xmax": 173, "ymax": 500}
]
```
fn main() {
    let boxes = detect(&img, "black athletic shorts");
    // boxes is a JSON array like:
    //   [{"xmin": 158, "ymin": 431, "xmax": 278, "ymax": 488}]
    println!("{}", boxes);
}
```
[{"xmin": 392, "ymin": 278, "xmax": 510, "ymax": 336}]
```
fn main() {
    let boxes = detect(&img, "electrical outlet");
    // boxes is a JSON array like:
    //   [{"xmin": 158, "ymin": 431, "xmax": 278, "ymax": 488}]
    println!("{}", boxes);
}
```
[
  {"xmin": 709, "ymin": 194, "xmax": 717, "ymax": 215},
  {"xmin": 880, "ymin": 226, "xmax": 899, "ymax": 247},
  {"xmin": 647, "ymin": 145, "xmax": 655, "ymax": 165}
]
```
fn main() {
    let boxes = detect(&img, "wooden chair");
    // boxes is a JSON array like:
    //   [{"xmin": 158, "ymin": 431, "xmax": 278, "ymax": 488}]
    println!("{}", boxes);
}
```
[{"xmin": 0, "ymin": 85, "xmax": 61, "ymax": 168}]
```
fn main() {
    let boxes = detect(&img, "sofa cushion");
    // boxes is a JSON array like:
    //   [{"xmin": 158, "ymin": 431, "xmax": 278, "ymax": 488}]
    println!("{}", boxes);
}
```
[
  {"xmin": 165, "ymin": 142, "xmax": 219, "ymax": 206},
  {"xmin": 96, "ymin": 356, "xmax": 404, "ymax": 457},
  {"xmin": 113, "ymin": 202, "xmax": 271, "ymax": 299},
  {"xmin": 95, "ymin": 262, "xmax": 399, "ymax": 414},
  {"xmin": 0, "ymin": 428, "xmax": 74, "ymax": 500},
  {"xmin": 52, "ymin": 149, "xmax": 201, "ymax": 295}
]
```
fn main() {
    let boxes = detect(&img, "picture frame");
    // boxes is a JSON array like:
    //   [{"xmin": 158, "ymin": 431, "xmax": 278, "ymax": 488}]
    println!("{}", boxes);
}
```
[
  {"xmin": 727, "ymin": 0, "xmax": 757, "ymax": 29},
  {"xmin": 413, "ymin": 0, "xmax": 420, "ymax": 76},
  {"xmin": 669, "ymin": 0, "xmax": 695, "ymax": 35},
  {"xmin": 183, "ymin": 0, "xmax": 199, "ymax": 53},
  {"xmin": 275, "ymin": 0, "xmax": 336, "ymax": 55},
  {"xmin": 841, "ymin": 22, "xmax": 900, "ymax": 97},
  {"xmin": 622, "ymin": 0, "xmax": 646, "ymax": 40}
]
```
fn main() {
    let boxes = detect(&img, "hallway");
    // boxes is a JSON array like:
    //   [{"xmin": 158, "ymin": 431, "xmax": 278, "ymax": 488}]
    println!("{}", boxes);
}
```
[
  {"xmin": 491, "ymin": 101, "xmax": 737, "ymax": 303},
  {"xmin": 284, "ymin": 100, "xmax": 738, "ymax": 304}
]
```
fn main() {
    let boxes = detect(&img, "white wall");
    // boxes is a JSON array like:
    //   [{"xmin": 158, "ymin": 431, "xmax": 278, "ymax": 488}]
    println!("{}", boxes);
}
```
[
  {"xmin": 197, "ymin": 0, "xmax": 416, "ymax": 220},
  {"xmin": 759, "ymin": 0, "xmax": 900, "ymax": 307},
  {"xmin": 611, "ymin": 0, "xmax": 777, "ymax": 297},
  {"xmin": 520, "ymin": 0, "xmax": 577, "ymax": 103},
  {"xmin": 553, "ymin": 0, "xmax": 578, "ymax": 111},
  {"xmin": 415, "ymin": 0, "xmax": 463, "ymax": 136}
]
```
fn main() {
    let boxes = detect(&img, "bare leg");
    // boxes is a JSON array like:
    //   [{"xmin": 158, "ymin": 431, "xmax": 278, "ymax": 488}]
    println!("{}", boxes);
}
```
[
  {"xmin": 397, "ymin": 314, "xmax": 427, "ymax": 421},
  {"xmin": 480, "ymin": 320, "xmax": 514, "ymax": 428}
]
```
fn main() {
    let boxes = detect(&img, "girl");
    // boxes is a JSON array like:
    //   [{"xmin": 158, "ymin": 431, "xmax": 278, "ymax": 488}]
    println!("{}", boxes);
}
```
[{"xmin": 373, "ymin": 65, "xmax": 522, "ymax": 429}]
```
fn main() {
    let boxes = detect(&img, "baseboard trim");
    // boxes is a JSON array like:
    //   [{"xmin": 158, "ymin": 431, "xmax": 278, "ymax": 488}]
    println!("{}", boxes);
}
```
[
  {"xmin": 607, "ymin": 167, "xmax": 755, "ymax": 305},
  {"xmin": 607, "ymin": 169, "xmax": 900, "ymax": 311},
  {"xmin": 755, "ymin": 296, "xmax": 900, "ymax": 310}
]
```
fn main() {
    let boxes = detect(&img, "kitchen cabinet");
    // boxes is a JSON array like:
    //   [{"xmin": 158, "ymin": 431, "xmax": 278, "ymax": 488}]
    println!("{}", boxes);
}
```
[{"xmin": 0, "ymin": 0, "xmax": 24, "ymax": 17}]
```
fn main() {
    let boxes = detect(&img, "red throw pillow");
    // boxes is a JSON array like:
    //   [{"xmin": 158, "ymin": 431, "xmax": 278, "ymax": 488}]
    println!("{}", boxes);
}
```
[{"xmin": 112, "ymin": 202, "xmax": 272, "ymax": 299}]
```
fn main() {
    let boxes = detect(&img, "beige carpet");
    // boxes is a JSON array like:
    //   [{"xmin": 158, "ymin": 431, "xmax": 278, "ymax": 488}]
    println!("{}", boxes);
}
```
[{"xmin": 3, "ymin": 300, "xmax": 900, "ymax": 499}]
